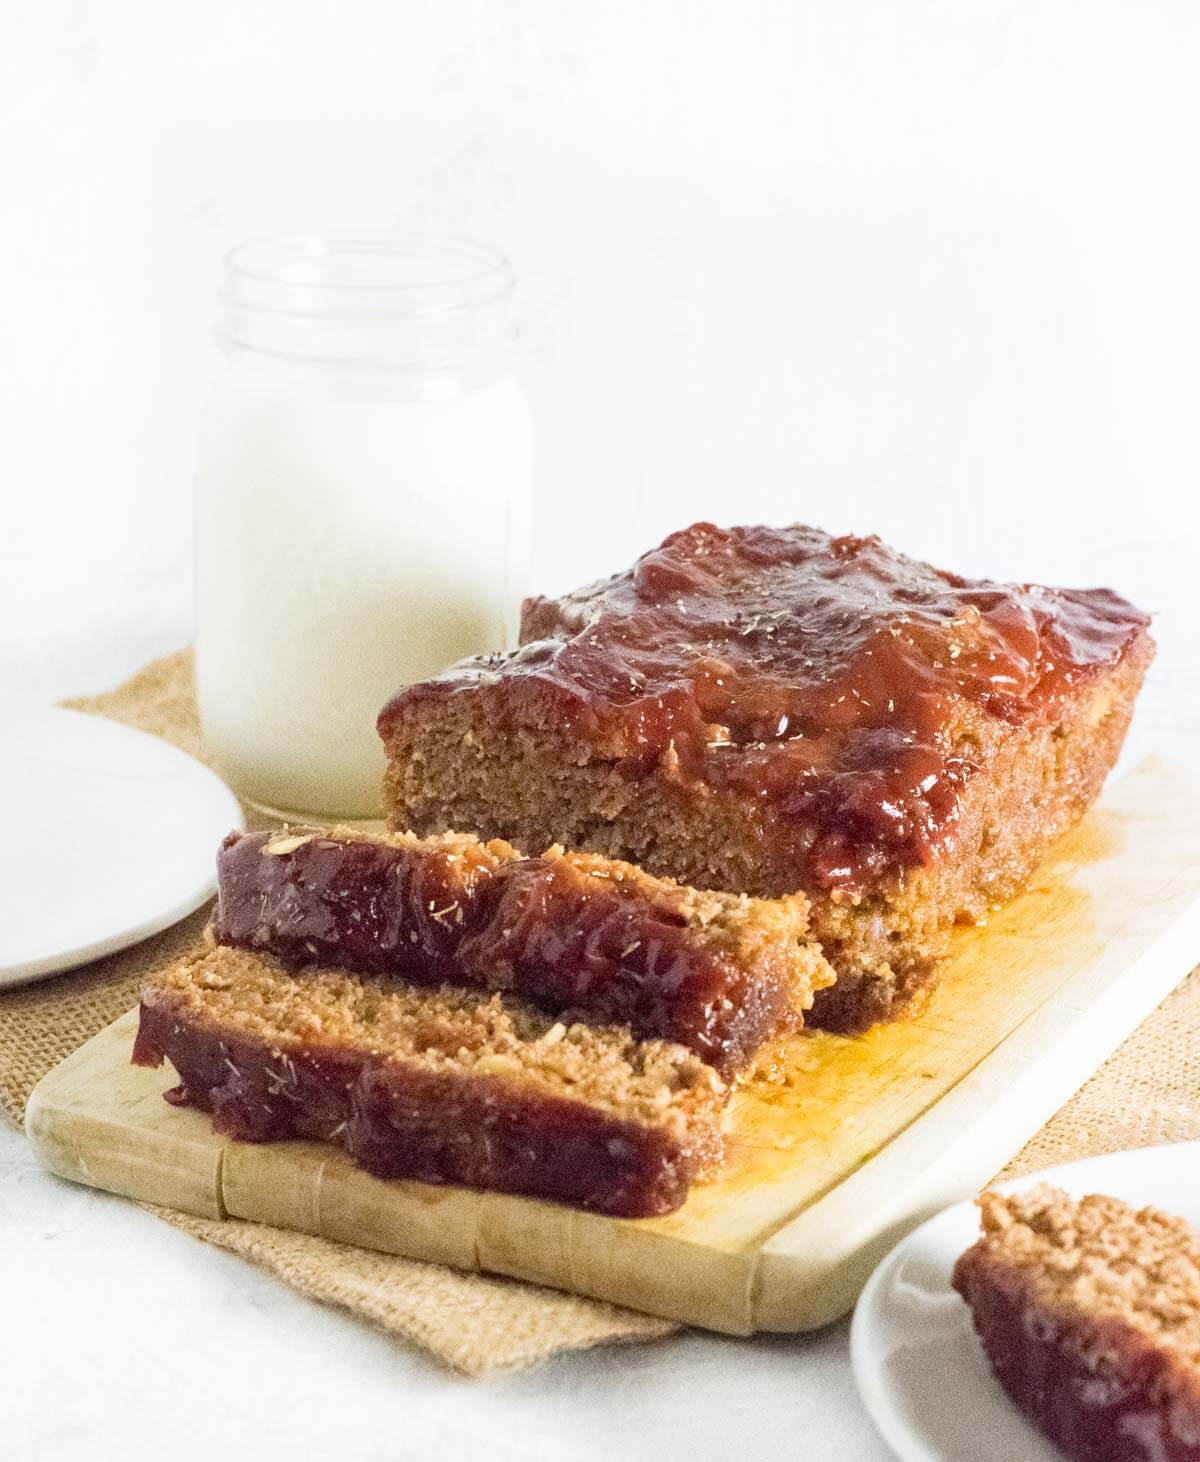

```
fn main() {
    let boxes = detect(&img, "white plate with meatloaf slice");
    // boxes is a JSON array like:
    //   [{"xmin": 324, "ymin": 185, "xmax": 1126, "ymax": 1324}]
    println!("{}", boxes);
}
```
[
  {"xmin": 851, "ymin": 1142, "xmax": 1200, "ymax": 1462},
  {"xmin": 0, "ymin": 708, "xmax": 243, "ymax": 985}
]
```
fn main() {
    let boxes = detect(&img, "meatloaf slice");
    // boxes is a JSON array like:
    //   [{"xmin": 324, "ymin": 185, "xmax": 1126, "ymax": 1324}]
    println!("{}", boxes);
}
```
[
  {"xmin": 213, "ymin": 826, "xmax": 833, "ymax": 1076},
  {"xmin": 134, "ymin": 946, "xmax": 728, "ymax": 1219},
  {"xmin": 954, "ymin": 1186, "xmax": 1200, "ymax": 1461}
]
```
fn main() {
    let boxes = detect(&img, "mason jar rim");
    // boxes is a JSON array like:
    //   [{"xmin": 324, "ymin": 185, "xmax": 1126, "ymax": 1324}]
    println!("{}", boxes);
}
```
[
  {"xmin": 218, "ymin": 235, "xmax": 518, "ymax": 367},
  {"xmin": 224, "ymin": 236, "xmax": 515, "ymax": 316}
]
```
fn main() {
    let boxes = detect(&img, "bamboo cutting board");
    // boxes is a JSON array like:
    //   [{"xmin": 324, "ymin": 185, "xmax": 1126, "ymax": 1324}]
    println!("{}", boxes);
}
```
[{"xmin": 24, "ymin": 757, "xmax": 1200, "ymax": 1334}]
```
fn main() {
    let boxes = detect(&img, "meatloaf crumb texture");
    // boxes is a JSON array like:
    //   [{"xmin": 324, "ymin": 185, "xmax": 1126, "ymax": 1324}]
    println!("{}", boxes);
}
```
[
  {"xmin": 134, "ymin": 946, "xmax": 728, "ymax": 1218},
  {"xmin": 953, "ymin": 1187, "xmax": 1200, "ymax": 1461}
]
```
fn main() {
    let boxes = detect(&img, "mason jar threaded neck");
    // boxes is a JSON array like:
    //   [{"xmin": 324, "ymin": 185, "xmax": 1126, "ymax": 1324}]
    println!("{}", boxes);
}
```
[{"xmin": 219, "ymin": 236, "xmax": 517, "ymax": 373}]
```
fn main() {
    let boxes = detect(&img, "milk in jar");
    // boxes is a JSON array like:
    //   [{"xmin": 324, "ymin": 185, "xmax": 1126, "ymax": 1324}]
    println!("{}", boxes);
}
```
[{"xmin": 194, "ymin": 238, "xmax": 531, "ymax": 817}]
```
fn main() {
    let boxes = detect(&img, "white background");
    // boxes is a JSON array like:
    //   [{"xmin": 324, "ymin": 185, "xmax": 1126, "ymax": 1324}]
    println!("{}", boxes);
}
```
[
  {"xmin": 2, "ymin": 4, "xmax": 1199, "ymax": 1458},
  {"xmin": 4, "ymin": 1, "xmax": 1200, "ymax": 712}
]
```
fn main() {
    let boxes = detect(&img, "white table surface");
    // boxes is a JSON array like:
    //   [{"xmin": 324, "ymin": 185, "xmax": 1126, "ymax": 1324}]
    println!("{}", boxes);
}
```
[{"xmin": 2, "ymin": 638, "xmax": 1197, "ymax": 1462}]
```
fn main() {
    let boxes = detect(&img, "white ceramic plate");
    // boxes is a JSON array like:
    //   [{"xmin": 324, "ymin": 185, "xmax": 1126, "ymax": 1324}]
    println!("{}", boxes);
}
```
[
  {"xmin": 851, "ymin": 1141, "xmax": 1200, "ymax": 1461},
  {"xmin": 0, "ymin": 707, "xmax": 243, "ymax": 985}
]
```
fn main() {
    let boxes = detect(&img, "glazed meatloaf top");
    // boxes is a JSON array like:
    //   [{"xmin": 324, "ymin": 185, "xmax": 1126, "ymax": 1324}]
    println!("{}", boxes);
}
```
[{"xmin": 379, "ymin": 523, "xmax": 1151, "ymax": 893}]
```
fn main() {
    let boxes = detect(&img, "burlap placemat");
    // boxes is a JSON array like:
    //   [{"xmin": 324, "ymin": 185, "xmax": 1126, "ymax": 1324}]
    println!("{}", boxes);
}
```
[{"xmin": 1, "ymin": 648, "xmax": 1197, "ymax": 1373}]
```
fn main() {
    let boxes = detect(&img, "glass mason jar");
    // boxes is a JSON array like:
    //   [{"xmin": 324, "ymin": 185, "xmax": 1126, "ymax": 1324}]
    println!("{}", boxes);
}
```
[{"xmin": 194, "ymin": 237, "xmax": 531, "ymax": 819}]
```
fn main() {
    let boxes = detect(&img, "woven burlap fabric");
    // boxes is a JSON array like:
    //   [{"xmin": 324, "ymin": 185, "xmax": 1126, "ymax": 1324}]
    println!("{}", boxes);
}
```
[
  {"xmin": 999, "ymin": 968, "xmax": 1200, "ymax": 1179},
  {"xmin": 2, "ymin": 649, "xmax": 1197, "ymax": 1372}
]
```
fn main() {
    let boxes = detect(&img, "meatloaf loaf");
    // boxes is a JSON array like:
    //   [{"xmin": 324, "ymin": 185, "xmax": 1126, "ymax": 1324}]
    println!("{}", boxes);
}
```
[{"xmin": 378, "ymin": 522, "xmax": 1153, "ymax": 1033}]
